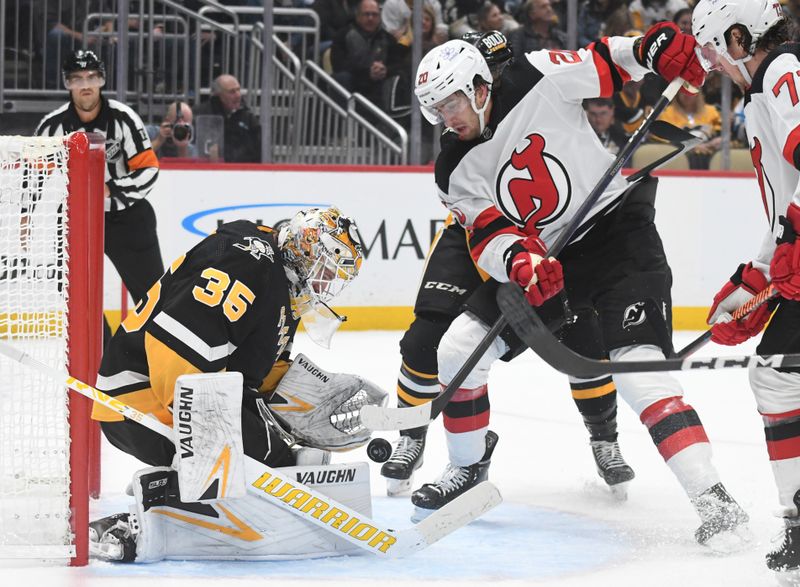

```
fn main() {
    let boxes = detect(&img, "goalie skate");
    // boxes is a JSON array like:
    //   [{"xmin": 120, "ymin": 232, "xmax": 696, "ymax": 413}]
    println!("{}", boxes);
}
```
[
  {"xmin": 89, "ymin": 512, "xmax": 138, "ymax": 562},
  {"xmin": 590, "ymin": 439, "xmax": 635, "ymax": 501},
  {"xmin": 692, "ymin": 483, "xmax": 752, "ymax": 553},
  {"xmin": 411, "ymin": 430, "xmax": 498, "ymax": 522},
  {"xmin": 381, "ymin": 434, "xmax": 426, "ymax": 496}
]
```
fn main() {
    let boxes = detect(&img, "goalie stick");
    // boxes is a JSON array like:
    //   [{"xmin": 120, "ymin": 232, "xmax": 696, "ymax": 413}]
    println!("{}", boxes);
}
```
[
  {"xmin": 0, "ymin": 339, "xmax": 501, "ymax": 558},
  {"xmin": 496, "ymin": 281, "xmax": 800, "ymax": 378},
  {"xmin": 361, "ymin": 76, "xmax": 687, "ymax": 432}
]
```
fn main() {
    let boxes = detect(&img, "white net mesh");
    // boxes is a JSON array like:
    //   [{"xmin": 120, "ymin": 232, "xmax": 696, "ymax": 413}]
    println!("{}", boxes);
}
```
[{"xmin": 0, "ymin": 136, "xmax": 73, "ymax": 558}]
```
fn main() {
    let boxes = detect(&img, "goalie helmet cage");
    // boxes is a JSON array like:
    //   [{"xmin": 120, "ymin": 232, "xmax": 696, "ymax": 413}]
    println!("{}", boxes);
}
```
[{"xmin": 0, "ymin": 132, "xmax": 105, "ymax": 566}]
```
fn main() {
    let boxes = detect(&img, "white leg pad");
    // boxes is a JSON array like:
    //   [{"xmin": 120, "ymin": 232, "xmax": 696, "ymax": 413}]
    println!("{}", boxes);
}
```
[
  {"xmin": 750, "ymin": 367, "xmax": 800, "ymax": 516},
  {"xmin": 665, "ymin": 443, "xmax": 720, "ymax": 499},
  {"xmin": 437, "ymin": 312, "xmax": 509, "ymax": 389},
  {"xmin": 446, "ymin": 428, "xmax": 488, "ymax": 467},
  {"xmin": 132, "ymin": 462, "xmax": 372, "ymax": 562},
  {"xmin": 610, "ymin": 345, "xmax": 684, "ymax": 415}
]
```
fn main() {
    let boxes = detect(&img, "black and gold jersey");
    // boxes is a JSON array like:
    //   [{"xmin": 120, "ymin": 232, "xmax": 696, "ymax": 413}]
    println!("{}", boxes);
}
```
[{"xmin": 93, "ymin": 220, "xmax": 299, "ymax": 424}]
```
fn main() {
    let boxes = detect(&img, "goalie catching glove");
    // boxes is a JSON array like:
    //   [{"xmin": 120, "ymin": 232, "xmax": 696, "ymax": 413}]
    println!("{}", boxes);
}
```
[
  {"xmin": 707, "ymin": 262, "xmax": 771, "ymax": 346},
  {"xmin": 506, "ymin": 235, "xmax": 564, "ymax": 306},
  {"xmin": 265, "ymin": 354, "xmax": 388, "ymax": 451},
  {"xmin": 771, "ymin": 203, "xmax": 800, "ymax": 301}
]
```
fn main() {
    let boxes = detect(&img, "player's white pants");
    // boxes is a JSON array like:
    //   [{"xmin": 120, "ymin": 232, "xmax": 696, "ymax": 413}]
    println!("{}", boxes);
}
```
[
  {"xmin": 750, "ymin": 366, "xmax": 800, "ymax": 516},
  {"xmin": 437, "ymin": 312, "xmax": 509, "ymax": 466},
  {"xmin": 131, "ymin": 462, "xmax": 371, "ymax": 562},
  {"xmin": 611, "ymin": 344, "xmax": 720, "ymax": 497}
]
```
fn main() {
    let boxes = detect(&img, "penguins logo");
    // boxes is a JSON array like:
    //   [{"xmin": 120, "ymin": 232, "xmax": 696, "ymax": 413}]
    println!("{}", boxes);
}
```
[{"xmin": 496, "ymin": 133, "xmax": 571, "ymax": 232}]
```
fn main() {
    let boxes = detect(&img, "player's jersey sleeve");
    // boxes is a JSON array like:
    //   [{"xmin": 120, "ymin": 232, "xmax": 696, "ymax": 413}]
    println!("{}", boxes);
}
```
[{"xmin": 523, "ymin": 36, "xmax": 649, "ymax": 102}]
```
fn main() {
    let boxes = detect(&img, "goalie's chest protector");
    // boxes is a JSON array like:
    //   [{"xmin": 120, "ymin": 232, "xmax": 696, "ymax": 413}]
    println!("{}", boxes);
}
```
[
  {"xmin": 742, "ymin": 44, "xmax": 800, "ymax": 252},
  {"xmin": 438, "ymin": 49, "xmax": 630, "ymax": 247}
]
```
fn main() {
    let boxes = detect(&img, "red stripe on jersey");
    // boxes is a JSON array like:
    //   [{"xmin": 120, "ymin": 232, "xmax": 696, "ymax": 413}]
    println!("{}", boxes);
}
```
[
  {"xmin": 639, "ymin": 396, "xmax": 693, "ymax": 427},
  {"xmin": 588, "ymin": 38, "xmax": 631, "ymax": 98},
  {"xmin": 783, "ymin": 123, "xmax": 800, "ymax": 167},
  {"xmin": 762, "ymin": 406, "xmax": 800, "ymax": 423},
  {"xmin": 767, "ymin": 437, "xmax": 800, "ymax": 461},
  {"xmin": 452, "ymin": 385, "xmax": 489, "ymax": 402},
  {"xmin": 443, "ymin": 410, "xmax": 490, "ymax": 433},
  {"xmin": 590, "ymin": 48, "xmax": 614, "ymax": 97},
  {"xmin": 468, "ymin": 207, "xmax": 525, "ymax": 262},
  {"xmin": 655, "ymin": 426, "xmax": 710, "ymax": 460}
]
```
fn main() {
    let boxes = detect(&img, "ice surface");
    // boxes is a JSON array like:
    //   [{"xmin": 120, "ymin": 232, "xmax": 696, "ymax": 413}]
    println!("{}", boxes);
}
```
[{"xmin": 1, "ymin": 331, "xmax": 788, "ymax": 586}]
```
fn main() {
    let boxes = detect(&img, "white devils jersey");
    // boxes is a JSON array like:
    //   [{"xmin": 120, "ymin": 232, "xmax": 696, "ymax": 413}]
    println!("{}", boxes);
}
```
[
  {"xmin": 433, "ymin": 36, "xmax": 650, "ymax": 281},
  {"xmin": 742, "ymin": 44, "xmax": 800, "ymax": 277}
]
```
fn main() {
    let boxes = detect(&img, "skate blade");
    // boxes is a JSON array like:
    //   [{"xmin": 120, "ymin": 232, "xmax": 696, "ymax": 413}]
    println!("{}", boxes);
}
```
[
  {"xmin": 609, "ymin": 481, "xmax": 630, "ymax": 502},
  {"xmin": 776, "ymin": 569, "xmax": 800, "ymax": 587},
  {"xmin": 386, "ymin": 477, "xmax": 413, "ymax": 497},
  {"xmin": 701, "ymin": 523, "xmax": 754, "ymax": 554},
  {"xmin": 411, "ymin": 506, "xmax": 435, "ymax": 524}
]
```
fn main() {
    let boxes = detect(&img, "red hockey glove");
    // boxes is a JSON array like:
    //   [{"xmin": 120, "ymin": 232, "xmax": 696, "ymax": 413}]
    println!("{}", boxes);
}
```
[
  {"xmin": 707, "ymin": 263, "xmax": 771, "ymax": 346},
  {"xmin": 771, "ymin": 203, "xmax": 800, "ymax": 301},
  {"xmin": 507, "ymin": 236, "xmax": 564, "ymax": 307},
  {"xmin": 639, "ymin": 21, "xmax": 705, "ymax": 90}
]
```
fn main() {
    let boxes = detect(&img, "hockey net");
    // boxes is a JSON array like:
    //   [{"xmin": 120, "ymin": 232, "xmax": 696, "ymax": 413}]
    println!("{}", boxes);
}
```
[{"xmin": 0, "ymin": 133, "xmax": 104, "ymax": 566}]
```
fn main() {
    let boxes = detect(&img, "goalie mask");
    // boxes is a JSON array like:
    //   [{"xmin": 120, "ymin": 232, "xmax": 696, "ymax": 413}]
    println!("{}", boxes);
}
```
[{"xmin": 278, "ymin": 207, "xmax": 363, "ymax": 347}]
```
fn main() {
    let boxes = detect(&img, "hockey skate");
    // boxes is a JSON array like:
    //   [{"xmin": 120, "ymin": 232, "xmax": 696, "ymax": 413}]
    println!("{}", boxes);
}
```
[
  {"xmin": 767, "ymin": 518, "xmax": 800, "ymax": 586},
  {"xmin": 381, "ymin": 433, "xmax": 426, "ymax": 496},
  {"xmin": 590, "ymin": 439, "xmax": 635, "ymax": 501},
  {"xmin": 410, "ymin": 430, "xmax": 498, "ymax": 522},
  {"xmin": 692, "ymin": 482, "xmax": 752, "ymax": 553},
  {"xmin": 89, "ymin": 512, "xmax": 138, "ymax": 562}
]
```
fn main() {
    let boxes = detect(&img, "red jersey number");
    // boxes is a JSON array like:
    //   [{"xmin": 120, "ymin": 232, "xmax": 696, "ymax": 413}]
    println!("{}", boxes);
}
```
[{"xmin": 548, "ymin": 50, "xmax": 581, "ymax": 65}]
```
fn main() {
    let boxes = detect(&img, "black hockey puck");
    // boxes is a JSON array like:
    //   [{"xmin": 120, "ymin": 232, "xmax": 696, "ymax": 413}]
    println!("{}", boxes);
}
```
[{"xmin": 367, "ymin": 438, "xmax": 392, "ymax": 463}]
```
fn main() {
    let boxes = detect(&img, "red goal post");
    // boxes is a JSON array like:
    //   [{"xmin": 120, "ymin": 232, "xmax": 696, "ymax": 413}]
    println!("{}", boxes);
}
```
[{"xmin": 0, "ymin": 132, "xmax": 104, "ymax": 566}]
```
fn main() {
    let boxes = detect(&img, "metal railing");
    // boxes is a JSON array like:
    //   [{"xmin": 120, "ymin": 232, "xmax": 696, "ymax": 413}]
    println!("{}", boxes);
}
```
[{"xmin": 0, "ymin": 0, "xmax": 404, "ymax": 165}]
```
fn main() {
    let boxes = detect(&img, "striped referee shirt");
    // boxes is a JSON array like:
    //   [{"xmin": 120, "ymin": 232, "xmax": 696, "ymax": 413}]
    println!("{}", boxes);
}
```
[{"xmin": 35, "ymin": 96, "xmax": 159, "ymax": 213}]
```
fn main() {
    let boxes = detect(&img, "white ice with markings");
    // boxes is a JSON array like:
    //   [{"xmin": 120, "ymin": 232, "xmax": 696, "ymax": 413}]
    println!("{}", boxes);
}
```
[{"xmin": 1, "ymin": 331, "xmax": 791, "ymax": 586}]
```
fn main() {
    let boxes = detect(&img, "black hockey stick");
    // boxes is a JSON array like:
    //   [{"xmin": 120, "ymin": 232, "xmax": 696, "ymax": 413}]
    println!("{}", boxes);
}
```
[
  {"xmin": 361, "ymin": 77, "xmax": 686, "ymax": 432},
  {"xmin": 673, "ymin": 285, "xmax": 780, "ymax": 358},
  {"xmin": 497, "ymin": 281, "xmax": 800, "ymax": 377}
]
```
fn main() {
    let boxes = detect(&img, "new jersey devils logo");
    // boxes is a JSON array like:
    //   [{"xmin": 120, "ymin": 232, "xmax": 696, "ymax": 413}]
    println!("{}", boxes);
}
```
[{"xmin": 496, "ymin": 134, "xmax": 571, "ymax": 233}]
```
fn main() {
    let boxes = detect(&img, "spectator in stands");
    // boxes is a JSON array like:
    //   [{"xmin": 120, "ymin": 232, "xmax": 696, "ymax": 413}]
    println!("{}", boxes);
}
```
[
  {"xmin": 44, "ymin": 1, "xmax": 112, "ymax": 89},
  {"xmin": 422, "ymin": 4, "xmax": 449, "ymax": 54},
  {"xmin": 194, "ymin": 74, "xmax": 262, "ymax": 163},
  {"xmin": 672, "ymin": 7, "xmax": 693, "ymax": 35},
  {"xmin": 147, "ymin": 101, "xmax": 197, "ymax": 159},
  {"xmin": 584, "ymin": 97, "xmax": 628, "ymax": 156},
  {"xmin": 313, "ymin": 0, "xmax": 359, "ymax": 52},
  {"xmin": 476, "ymin": 2, "xmax": 519, "ymax": 34},
  {"xmin": 330, "ymin": 0, "xmax": 405, "ymax": 109},
  {"xmin": 614, "ymin": 78, "xmax": 650, "ymax": 136},
  {"xmin": 381, "ymin": 0, "xmax": 448, "ymax": 48},
  {"xmin": 629, "ymin": 0, "xmax": 690, "ymax": 31},
  {"xmin": 507, "ymin": 0, "xmax": 567, "ymax": 54},
  {"xmin": 658, "ymin": 90, "xmax": 722, "ymax": 170},
  {"xmin": 35, "ymin": 50, "xmax": 163, "ymax": 342}
]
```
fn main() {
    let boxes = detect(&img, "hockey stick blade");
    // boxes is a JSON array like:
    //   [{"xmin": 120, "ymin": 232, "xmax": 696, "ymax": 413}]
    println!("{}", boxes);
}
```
[
  {"xmin": 0, "ymin": 338, "xmax": 501, "ymax": 558},
  {"xmin": 360, "ymin": 402, "xmax": 433, "ymax": 431},
  {"xmin": 497, "ymin": 282, "xmax": 800, "ymax": 377}
]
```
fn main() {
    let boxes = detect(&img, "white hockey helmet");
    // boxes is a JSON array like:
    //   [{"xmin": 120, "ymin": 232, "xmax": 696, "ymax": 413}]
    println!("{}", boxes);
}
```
[
  {"xmin": 692, "ymin": 0, "xmax": 783, "ymax": 82},
  {"xmin": 278, "ymin": 207, "xmax": 363, "ymax": 313},
  {"xmin": 415, "ymin": 39, "xmax": 493, "ymax": 130}
]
